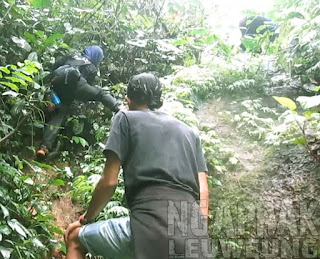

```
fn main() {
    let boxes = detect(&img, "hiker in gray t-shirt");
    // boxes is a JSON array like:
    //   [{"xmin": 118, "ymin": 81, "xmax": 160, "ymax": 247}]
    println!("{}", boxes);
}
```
[{"xmin": 64, "ymin": 73, "xmax": 211, "ymax": 259}]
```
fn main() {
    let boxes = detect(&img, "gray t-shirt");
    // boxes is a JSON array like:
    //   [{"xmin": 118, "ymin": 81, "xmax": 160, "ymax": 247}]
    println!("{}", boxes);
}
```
[{"xmin": 104, "ymin": 110, "xmax": 207, "ymax": 206}]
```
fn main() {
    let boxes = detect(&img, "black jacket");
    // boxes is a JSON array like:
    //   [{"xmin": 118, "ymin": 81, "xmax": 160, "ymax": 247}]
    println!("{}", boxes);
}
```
[{"xmin": 51, "ymin": 56, "xmax": 120, "ymax": 112}]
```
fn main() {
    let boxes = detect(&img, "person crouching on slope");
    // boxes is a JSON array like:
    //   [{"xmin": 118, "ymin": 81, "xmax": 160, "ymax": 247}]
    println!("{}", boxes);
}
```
[
  {"xmin": 37, "ymin": 45, "xmax": 120, "ymax": 160},
  {"xmin": 64, "ymin": 73, "xmax": 212, "ymax": 259}
]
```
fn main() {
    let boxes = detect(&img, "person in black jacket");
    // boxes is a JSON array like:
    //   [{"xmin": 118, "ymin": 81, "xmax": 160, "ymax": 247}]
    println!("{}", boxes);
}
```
[
  {"xmin": 37, "ymin": 45, "xmax": 120, "ymax": 160},
  {"xmin": 239, "ymin": 16, "xmax": 278, "ymax": 51}
]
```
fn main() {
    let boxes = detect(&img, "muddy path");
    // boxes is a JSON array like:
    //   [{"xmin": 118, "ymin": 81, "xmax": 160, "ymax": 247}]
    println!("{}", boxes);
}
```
[{"xmin": 196, "ymin": 99, "xmax": 320, "ymax": 259}]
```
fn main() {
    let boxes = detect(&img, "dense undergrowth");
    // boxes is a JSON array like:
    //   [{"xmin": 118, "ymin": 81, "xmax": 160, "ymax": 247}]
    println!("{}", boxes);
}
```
[{"xmin": 1, "ymin": 0, "xmax": 320, "ymax": 258}]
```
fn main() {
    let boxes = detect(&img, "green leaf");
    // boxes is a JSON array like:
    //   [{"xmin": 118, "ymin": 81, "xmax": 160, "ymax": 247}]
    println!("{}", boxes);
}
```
[
  {"xmin": 0, "ymin": 204, "xmax": 9, "ymax": 219},
  {"xmin": 43, "ymin": 33, "xmax": 64, "ymax": 47},
  {"xmin": 24, "ymin": 178, "xmax": 34, "ymax": 185},
  {"xmin": 0, "ymin": 67, "xmax": 10, "ymax": 74},
  {"xmin": 286, "ymin": 11, "xmax": 305, "ymax": 20},
  {"xmin": 0, "ymin": 246, "xmax": 13, "ymax": 259},
  {"xmin": 12, "ymin": 71, "xmax": 33, "ymax": 82},
  {"xmin": 52, "ymin": 226, "xmax": 64, "ymax": 235},
  {"xmin": 290, "ymin": 137, "xmax": 307, "ymax": 145},
  {"xmin": 32, "ymin": 160, "xmax": 54, "ymax": 169},
  {"xmin": 0, "ymin": 225, "xmax": 12, "ymax": 235},
  {"xmin": 205, "ymin": 35, "xmax": 218, "ymax": 44},
  {"xmin": 31, "ymin": 238, "xmax": 45, "ymax": 248},
  {"xmin": 172, "ymin": 39, "xmax": 188, "ymax": 46},
  {"xmin": 313, "ymin": 87, "xmax": 320, "ymax": 92},
  {"xmin": 29, "ymin": 0, "xmax": 51, "ymax": 8},
  {"xmin": 0, "ymin": 82, "xmax": 19, "ymax": 92},
  {"xmin": 71, "ymin": 136, "xmax": 88, "ymax": 147},
  {"xmin": 190, "ymin": 28, "xmax": 207, "ymax": 35},
  {"xmin": 2, "ymin": 91, "xmax": 19, "ymax": 97},
  {"xmin": 303, "ymin": 110, "xmax": 318, "ymax": 119},
  {"xmin": 49, "ymin": 179, "xmax": 65, "ymax": 186},
  {"xmin": 79, "ymin": 137, "xmax": 89, "ymax": 147},
  {"xmin": 273, "ymin": 96, "xmax": 297, "ymax": 111},
  {"xmin": 7, "ymin": 219, "xmax": 27, "ymax": 238},
  {"xmin": 242, "ymin": 37, "xmax": 261, "ymax": 52}
]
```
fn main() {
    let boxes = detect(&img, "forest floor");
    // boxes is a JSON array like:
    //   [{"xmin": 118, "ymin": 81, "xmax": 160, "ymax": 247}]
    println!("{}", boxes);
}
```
[{"xmin": 196, "ymin": 98, "xmax": 320, "ymax": 259}]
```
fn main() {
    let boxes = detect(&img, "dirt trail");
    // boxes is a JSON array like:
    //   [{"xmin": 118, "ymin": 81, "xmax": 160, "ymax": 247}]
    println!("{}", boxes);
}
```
[
  {"xmin": 196, "ymin": 99, "xmax": 264, "ymax": 172},
  {"xmin": 196, "ymin": 98, "xmax": 320, "ymax": 259}
]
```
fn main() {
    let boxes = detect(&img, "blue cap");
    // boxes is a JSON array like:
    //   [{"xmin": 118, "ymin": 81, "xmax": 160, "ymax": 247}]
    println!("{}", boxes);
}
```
[{"xmin": 83, "ymin": 45, "xmax": 104, "ymax": 68}]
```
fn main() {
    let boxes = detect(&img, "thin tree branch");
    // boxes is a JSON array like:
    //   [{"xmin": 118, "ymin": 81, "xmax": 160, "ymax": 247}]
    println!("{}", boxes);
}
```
[
  {"xmin": 0, "ymin": 116, "xmax": 27, "ymax": 144},
  {"xmin": 0, "ymin": 2, "xmax": 14, "ymax": 25},
  {"xmin": 153, "ymin": 0, "xmax": 167, "ymax": 33}
]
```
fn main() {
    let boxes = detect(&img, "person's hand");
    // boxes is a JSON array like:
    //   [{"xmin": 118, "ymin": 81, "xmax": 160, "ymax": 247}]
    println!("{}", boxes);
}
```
[{"xmin": 64, "ymin": 220, "xmax": 82, "ymax": 243}]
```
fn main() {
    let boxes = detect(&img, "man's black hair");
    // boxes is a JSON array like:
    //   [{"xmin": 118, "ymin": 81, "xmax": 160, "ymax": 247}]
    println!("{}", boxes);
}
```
[{"xmin": 127, "ymin": 73, "xmax": 162, "ymax": 110}]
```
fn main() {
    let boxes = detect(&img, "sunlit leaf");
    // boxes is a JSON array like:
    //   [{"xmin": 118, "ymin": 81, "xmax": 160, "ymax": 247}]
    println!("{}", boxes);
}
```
[
  {"xmin": 2, "ymin": 91, "xmax": 19, "ymax": 97},
  {"xmin": 0, "ymin": 246, "xmax": 13, "ymax": 259},
  {"xmin": 12, "ymin": 71, "xmax": 33, "ymax": 82},
  {"xmin": 11, "ymin": 36, "xmax": 32, "ymax": 51},
  {"xmin": 31, "ymin": 238, "xmax": 45, "ymax": 248},
  {"xmin": 7, "ymin": 219, "xmax": 27, "ymax": 238},
  {"xmin": 0, "ymin": 82, "xmax": 19, "ymax": 92},
  {"xmin": 5, "ymin": 76, "xmax": 27, "ymax": 86},
  {"xmin": 0, "ymin": 204, "xmax": 9, "ymax": 218},
  {"xmin": 0, "ymin": 67, "xmax": 10, "ymax": 74},
  {"xmin": 273, "ymin": 96, "xmax": 297, "ymax": 111},
  {"xmin": 172, "ymin": 39, "xmax": 188, "ymax": 45}
]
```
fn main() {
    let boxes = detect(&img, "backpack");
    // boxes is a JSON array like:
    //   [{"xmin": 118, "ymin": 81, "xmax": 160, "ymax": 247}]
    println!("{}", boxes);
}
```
[{"xmin": 51, "ymin": 55, "xmax": 96, "ymax": 86}]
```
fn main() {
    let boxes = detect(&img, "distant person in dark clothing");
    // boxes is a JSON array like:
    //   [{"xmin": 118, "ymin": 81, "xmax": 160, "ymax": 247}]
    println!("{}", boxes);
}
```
[
  {"xmin": 36, "ymin": 45, "xmax": 120, "ymax": 159},
  {"xmin": 239, "ymin": 16, "xmax": 278, "ymax": 51},
  {"xmin": 64, "ymin": 73, "xmax": 211, "ymax": 259}
]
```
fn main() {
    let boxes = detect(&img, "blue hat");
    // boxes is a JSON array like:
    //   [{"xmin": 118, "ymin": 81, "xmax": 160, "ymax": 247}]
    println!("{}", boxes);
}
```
[{"xmin": 83, "ymin": 45, "xmax": 104, "ymax": 68}]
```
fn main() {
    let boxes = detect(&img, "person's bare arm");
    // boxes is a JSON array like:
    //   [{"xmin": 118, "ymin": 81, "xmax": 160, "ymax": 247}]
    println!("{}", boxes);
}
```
[
  {"xmin": 83, "ymin": 151, "xmax": 121, "ymax": 222},
  {"xmin": 198, "ymin": 172, "xmax": 209, "ymax": 217}
]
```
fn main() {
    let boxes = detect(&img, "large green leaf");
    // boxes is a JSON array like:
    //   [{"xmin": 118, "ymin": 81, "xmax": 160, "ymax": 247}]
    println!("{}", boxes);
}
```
[
  {"xmin": 7, "ymin": 219, "xmax": 27, "ymax": 238},
  {"xmin": 273, "ymin": 96, "xmax": 297, "ymax": 111}
]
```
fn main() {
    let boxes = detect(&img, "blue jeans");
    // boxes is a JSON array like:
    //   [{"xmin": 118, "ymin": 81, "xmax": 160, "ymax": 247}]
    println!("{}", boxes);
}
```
[{"xmin": 78, "ymin": 217, "xmax": 132, "ymax": 259}]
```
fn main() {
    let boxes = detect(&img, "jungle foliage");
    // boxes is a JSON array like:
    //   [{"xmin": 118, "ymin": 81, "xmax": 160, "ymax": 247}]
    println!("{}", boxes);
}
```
[{"xmin": 0, "ymin": 0, "xmax": 320, "ymax": 258}]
